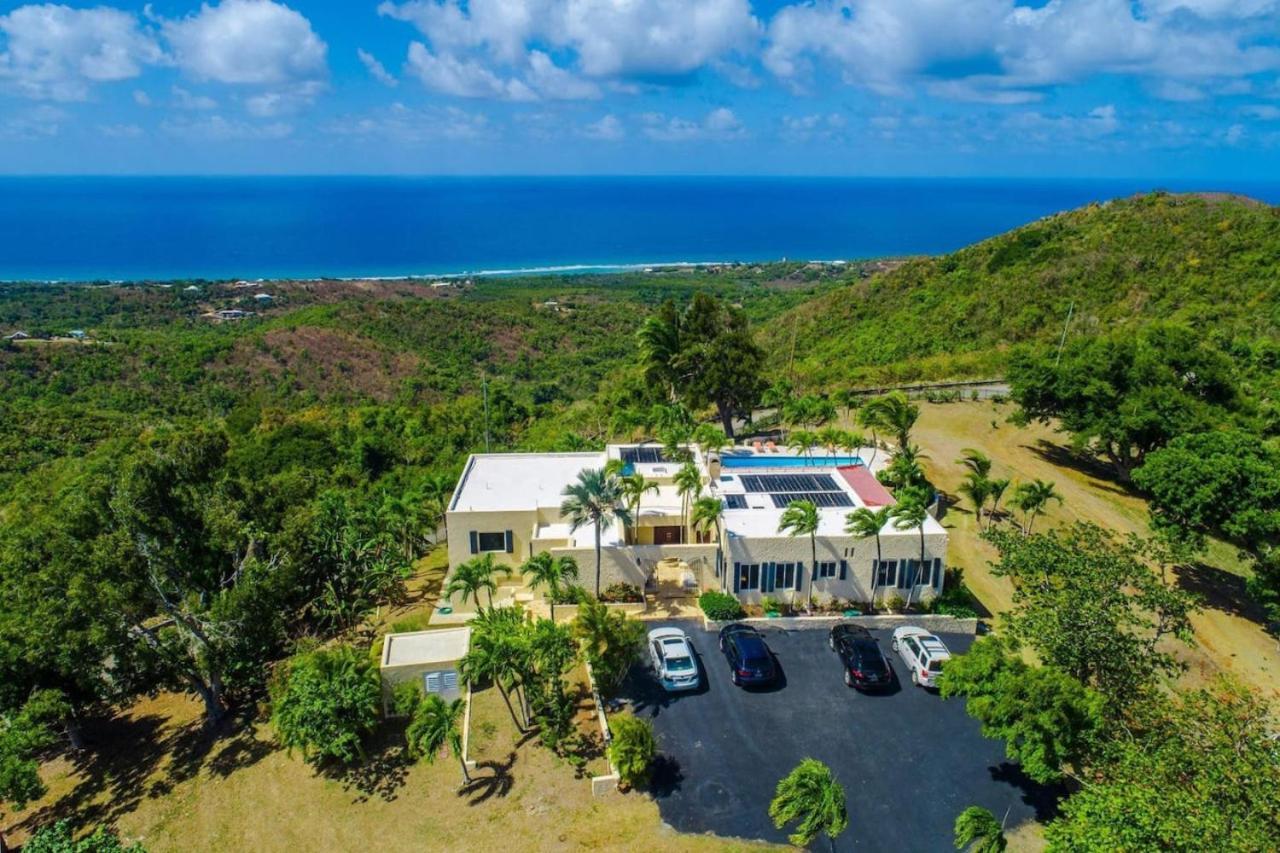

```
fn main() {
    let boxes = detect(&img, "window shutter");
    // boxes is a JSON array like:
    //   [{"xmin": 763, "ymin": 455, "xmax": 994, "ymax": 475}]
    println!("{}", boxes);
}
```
[
  {"xmin": 839, "ymin": 560, "xmax": 847, "ymax": 580},
  {"xmin": 504, "ymin": 530, "xmax": 514, "ymax": 553},
  {"xmin": 934, "ymin": 558, "xmax": 943, "ymax": 588},
  {"xmin": 425, "ymin": 671, "xmax": 442, "ymax": 693},
  {"xmin": 469, "ymin": 531, "xmax": 479, "ymax": 554},
  {"xmin": 733, "ymin": 563, "xmax": 741, "ymax": 594},
  {"xmin": 764, "ymin": 562, "xmax": 775, "ymax": 593},
  {"xmin": 442, "ymin": 670, "xmax": 459, "ymax": 692},
  {"xmin": 795, "ymin": 562, "xmax": 804, "ymax": 591}
]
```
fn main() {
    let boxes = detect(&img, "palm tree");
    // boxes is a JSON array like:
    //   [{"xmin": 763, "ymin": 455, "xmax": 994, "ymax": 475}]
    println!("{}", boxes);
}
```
[
  {"xmin": 520, "ymin": 551, "xmax": 580, "ymax": 621},
  {"xmin": 987, "ymin": 477, "xmax": 1011, "ymax": 525},
  {"xmin": 561, "ymin": 468, "xmax": 632, "ymax": 598},
  {"xmin": 637, "ymin": 302, "xmax": 682, "ymax": 401},
  {"xmin": 444, "ymin": 553, "xmax": 499, "ymax": 610},
  {"xmin": 619, "ymin": 472, "xmax": 659, "ymax": 542},
  {"xmin": 693, "ymin": 422, "xmax": 729, "ymax": 455},
  {"xmin": 1011, "ymin": 479, "xmax": 1062, "ymax": 535},
  {"xmin": 816, "ymin": 426, "xmax": 846, "ymax": 457},
  {"xmin": 690, "ymin": 495, "xmax": 725, "ymax": 587},
  {"xmin": 471, "ymin": 605, "xmax": 533, "ymax": 725},
  {"xmin": 778, "ymin": 500, "xmax": 820, "ymax": 611},
  {"xmin": 840, "ymin": 430, "xmax": 867, "ymax": 462},
  {"xmin": 956, "ymin": 448, "xmax": 992, "ymax": 479},
  {"xmin": 958, "ymin": 473, "xmax": 993, "ymax": 529},
  {"xmin": 861, "ymin": 391, "xmax": 919, "ymax": 450},
  {"xmin": 890, "ymin": 498, "xmax": 930, "ymax": 611},
  {"xmin": 406, "ymin": 694, "xmax": 470, "ymax": 786},
  {"xmin": 954, "ymin": 806, "xmax": 1007, "ymax": 852},
  {"xmin": 421, "ymin": 472, "xmax": 455, "ymax": 544},
  {"xmin": 459, "ymin": 627, "xmax": 527, "ymax": 731},
  {"xmin": 833, "ymin": 388, "xmax": 860, "ymax": 424},
  {"xmin": 845, "ymin": 506, "xmax": 893, "ymax": 607},
  {"xmin": 788, "ymin": 429, "xmax": 819, "ymax": 465},
  {"xmin": 769, "ymin": 758, "xmax": 849, "ymax": 851},
  {"xmin": 673, "ymin": 461, "xmax": 703, "ymax": 539}
]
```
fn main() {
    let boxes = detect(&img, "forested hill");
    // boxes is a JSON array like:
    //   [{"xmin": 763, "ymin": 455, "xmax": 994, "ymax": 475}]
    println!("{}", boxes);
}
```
[{"xmin": 774, "ymin": 192, "xmax": 1280, "ymax": 388}]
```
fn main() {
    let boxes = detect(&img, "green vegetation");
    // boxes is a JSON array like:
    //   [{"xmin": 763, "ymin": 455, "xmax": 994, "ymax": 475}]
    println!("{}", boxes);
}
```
[
  {"xmin": 406, "ymin": 694, "xmax": 469, "ymax": 786},
  {"xmin": 953, "ymin": 807, "xmax": 1006, "ymax": 853},
  {"xmin": 1, "ymin": 689, "xmax": 71, "ymax": 809},
  {"xmin": 775, "ymin": 193, "xmax": 1280, "ymax": 387},
  {"xmin": 269, "ymin": 644, "xmax": 381, "ymax": 766},
  {"xmin": 571, "ymin": 596, "xmax": 645, "ymax": 693},
  {"xmin": 768, "ymin": 758, "xmax": 849, "ymax": 849},
  {"xmin": 777, "ymin": 500, "xmax": 820, "ymax": 610},
  {"xmin": 607, "ymin": 714, "xmax": 656, "ymax": 789},
  {"xmin": 560, "ymin": 469, "xmax": 632, "ymax": 599},
  {"xmin": 21, "ymin": 820, "xmax": 145, "ymax": 853},
  {"xmin": 698, "ymin": 591, "xmax": 744, "ymax": 621}
]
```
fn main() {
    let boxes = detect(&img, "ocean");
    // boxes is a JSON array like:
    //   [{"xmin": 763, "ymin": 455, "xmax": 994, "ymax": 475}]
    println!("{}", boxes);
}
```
[{"xmin": 1, "ymin": 176, "xmax": 1277, "ymax": 282}]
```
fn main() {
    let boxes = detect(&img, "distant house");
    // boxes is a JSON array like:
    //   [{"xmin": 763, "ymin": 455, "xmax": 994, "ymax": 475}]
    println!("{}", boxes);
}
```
[
  {"xmin": 68, "ymin": 330, "xmax": 86, "ymax": 340},
  {"xmin": 184, "ymin": 285, "xmax": 200, "ymax": 293},
  {"xmin": 4, "ymin": 331, "xmax": 30, "ymax": 341},
  {"xmin": 253, "ymin": 293, "xmax": 274, "ymax": 304},
  {"xmin": 214, "ymin": 309, "xmax": 248, "ymax": 321}
]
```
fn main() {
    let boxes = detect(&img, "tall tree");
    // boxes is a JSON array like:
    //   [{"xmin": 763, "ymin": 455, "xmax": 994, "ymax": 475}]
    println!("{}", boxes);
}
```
[
  {"xmin": 407, "ymin": 694, "xmax": 470, "ymax": 786},
  {"xmin": 860, "ymin": 391, "xmax": 920, "ymax": 450},
  {"xmin": 954, "ymin": 807, "xmax": 1007, "ymax": 853},
  {"xmin": 572, "ymin": 597, "xmax": 645, "ymax": 693},
  {"xmin": 636, "ymin": 299, "xmax": 683, "ymax": 402},
  {"xmin": 618, "ymin": 472, "xmax": 659, "ymax": 541},
  {"xmin": 778, "ymin": 500, "xmax": 820, "ymax": 611},
  {"xmin": 691, "ymin": 496, "xmax": 726, "ymax": 585},
  {"xmin": 846, "ymin": 506, "xmax": 893, "ymax": 606},
  {"xmin": 561, "ymin": 469, "xmax": 632, "ymax": 598},
  {"xmin": 673, "ymin": 461, "xmax": 703, "ymax": 538},
  {"xmin": 890, "ymin": 498, "xmax": 930, "ymax": 610},
  {"xmin": 445, "ymin": 553, "xmax": 500, "ymax": 611},
  {"xmin": 769, "ymin": 758, "xmax": 849, "ymax": 851},
  {"xmin": 670, "ymin": 293, "xmax": 767, "ymax": 438},
  {"xmin": 1010, "ymin": 479, "xmax": 1062, "ymax": 535},
  {"xmin": 270, "ymin": 645, "xmax": 380, "ymax": 766},
  {"xmin": 520, "ymin": 551, "xmax": 580, "ymax": 622}
]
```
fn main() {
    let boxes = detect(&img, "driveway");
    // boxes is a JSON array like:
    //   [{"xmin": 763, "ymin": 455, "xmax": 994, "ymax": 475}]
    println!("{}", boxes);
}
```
[{"xmin": 619, "ymin": 621, "xmax": 1057, "ymax": 852}]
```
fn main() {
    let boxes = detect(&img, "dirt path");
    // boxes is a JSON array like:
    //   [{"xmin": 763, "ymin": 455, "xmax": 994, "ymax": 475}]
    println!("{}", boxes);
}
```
[{"xmin": 885, "ymin": 401, "xmax": 1279, "ymax": 706}]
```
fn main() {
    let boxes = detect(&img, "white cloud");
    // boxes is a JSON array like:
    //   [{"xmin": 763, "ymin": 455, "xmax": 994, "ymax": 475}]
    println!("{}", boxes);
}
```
[
  {"xmin": 357, "ymin": 48, "xmax": 397, "ymax": 87},
  {"xmin": 379, "ymin": 0, "xmax": 760, "ymax": 101},
  {"xmin": 404, "ymin": 41, "xmax": 535, "ymax": 100},
  {"xmin": 1223, "ymin": 123, "xmax": 1245, "ymax": 145},
  {"xmin": 763, "ymin": 0, "xmax": 1280, "ymax": 103},
  {"xmin": 325, "ymin": 102, "xmax": 492, "ymax": 143},
  {"xmin": 99, "ymin": 122, "xmax": 143, "ymax": 138},
  {"xmin": 163, "ymin": 0, "xmax": 326, "ymax": 86},
  {"xmin": 0, "ymin": 4, "xmax": 164, "ymax": 100},
  {"xmin": 1243, "ymin": 104, "xmax": 1280, "ymax": 120},
  {"xmin": 0, "ymin": 103, "xmax": 66, "ymax": 138},
  {"xmin": 132, "ymin": 88, "xmax": 152, "ymax": 106},
  {"xmin": 1152, "ymin": 80, "xmax": 1206, "ymax": 102},
  {"xmin": 780, "ymin": 112, "xmax": 846, "ymax": 142},
  {"xmin": 172, "ymin": 85, "xmax": 218, "ymax": 110},
  {"xmin": 161, "ymin": 114, "xmax": 294, "ymax": 140},
  {"xmin": 581, "ymin": 113, "xmax": 624, "ymax": 140},
  {"xmin": 243, "ymin": 80, "xmax": 323, "ymax": 116},
  {"xmin": 641, "ymin": 107, "xmax": 745, "ymax": 141}
]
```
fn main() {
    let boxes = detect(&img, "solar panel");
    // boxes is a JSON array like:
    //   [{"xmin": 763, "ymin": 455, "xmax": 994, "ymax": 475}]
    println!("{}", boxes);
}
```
[
  {"xmin": 769, "ymin": 492, "xmax": 853, "ymax": 508},
  {"xmin": 723, "ymin": 494, "xmax": 747, "ymax": 509},
  {"xmin": 741, "ymin": 473, "xmax": 841, "ymax": 493},
  {"xmin": 620, "ymin": 446, "xmax": 669, "ymax": 464}
]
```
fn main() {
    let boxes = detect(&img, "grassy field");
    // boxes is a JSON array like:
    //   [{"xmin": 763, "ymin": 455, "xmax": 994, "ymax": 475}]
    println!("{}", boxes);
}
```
[{"xmin": 906, "ymin": 401, "xmax": 1280, "ymax": 705}]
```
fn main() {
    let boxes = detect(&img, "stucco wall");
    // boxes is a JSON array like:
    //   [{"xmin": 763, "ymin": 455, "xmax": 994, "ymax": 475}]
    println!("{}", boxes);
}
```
[
  {"xmin": 381, "ymin": 657, "xmax": 464, "ymax": 716},
  {"xmin": 725, "ymin": 530, "xmax": 947, "ymax": 606}
]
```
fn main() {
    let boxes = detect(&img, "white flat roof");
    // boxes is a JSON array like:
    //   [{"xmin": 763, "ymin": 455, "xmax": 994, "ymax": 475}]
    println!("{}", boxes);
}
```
[
  {"xmin": 382, "ymin": 627, "xmax": 471, "ymax": 668},
  {"xmin": 450, "ymin": 452, "xmax": 604, "ymax": 512}
]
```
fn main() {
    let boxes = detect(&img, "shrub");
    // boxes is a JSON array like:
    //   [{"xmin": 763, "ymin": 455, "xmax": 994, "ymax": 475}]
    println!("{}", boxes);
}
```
[
  {"xmin": 390, "ymin": 680, "xmax": 423, "ymax": 717},
  {"xmin": 761, "ymin": 595, "xmax": 781, "ymax": 614},
  {"xmin": 699, "ymin": 591, "xmax": 745, "ymax": 621},
  {"xmin": 573, "ymin": 596, "xmax": 645, "ymax": 693},
  {"xmin": 549, "ymin": 584, "xmax": 584, "ymax": 605},
  {"xmin": 270, "ymin": 644, "xmax": 381, "ymax": 765},
  {"xmin": 600, "ymin": 582, "xmax": 643, "ymax": 603},
  {"xmin": 886, "ymin": 594, "xmax": 907, "ymax": 613},
  {"xmin": 927, "ymin": 568, "xmax": 981, "ymax": 618},
  {"xmin": 609, "ymin": 713, "xmax": 656, "ymax": 788},
  {"xmin": 22, "ymin": 821, "xmax": 145, "ymax": 853}
]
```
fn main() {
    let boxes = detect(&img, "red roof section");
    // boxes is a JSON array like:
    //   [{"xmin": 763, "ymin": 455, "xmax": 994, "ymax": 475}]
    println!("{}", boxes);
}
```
[{"xmin": 837, "ymin": 465, "xmax": 895, "ymax": 507}]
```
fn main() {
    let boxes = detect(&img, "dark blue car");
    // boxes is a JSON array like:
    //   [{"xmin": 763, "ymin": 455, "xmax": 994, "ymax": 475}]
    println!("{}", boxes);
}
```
[{"xmin": 718, "ymin": 624, "xmax": 778, "ymax": 687}]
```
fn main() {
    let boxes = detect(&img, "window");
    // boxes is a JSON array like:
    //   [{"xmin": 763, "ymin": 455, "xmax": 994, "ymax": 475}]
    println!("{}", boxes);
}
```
[
  {"xmin": 898, "ymin": 560, "xmax": 915, "ymax": 589},
  {"xmin": 775, "ymin": 562, "xmax": 796, "ymax": 589},
  {"xmin": 739, "ymin": 563, "xmax": 761, "ymax": 591},
  {"xmin": 816, "ymin": 561, "xmax": 838, "ymax": 579},
  {"xmin": 876, "ymin": 560, "xmax": 897, "ymax": 586},
  {"xmin": 476, "ymin": 531, "xmax": 506, "ymax": 552}
]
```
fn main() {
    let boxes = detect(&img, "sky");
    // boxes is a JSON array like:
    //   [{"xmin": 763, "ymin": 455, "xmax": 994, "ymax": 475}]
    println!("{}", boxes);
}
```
[{"xmin": 0, "ymin": 0, "xmax": 1278, "ymax": 176}]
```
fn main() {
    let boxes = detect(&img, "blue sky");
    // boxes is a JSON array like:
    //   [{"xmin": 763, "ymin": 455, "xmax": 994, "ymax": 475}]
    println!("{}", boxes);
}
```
[{"xmin": 0, "ymin": 0, "xmax": 1278, "ymax": 176}]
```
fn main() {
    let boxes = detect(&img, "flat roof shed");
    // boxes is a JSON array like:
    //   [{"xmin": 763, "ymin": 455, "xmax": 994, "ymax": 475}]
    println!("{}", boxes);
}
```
[{"xmin": 379, "ymin": 627, "xmax": 471, "ymax": 715}]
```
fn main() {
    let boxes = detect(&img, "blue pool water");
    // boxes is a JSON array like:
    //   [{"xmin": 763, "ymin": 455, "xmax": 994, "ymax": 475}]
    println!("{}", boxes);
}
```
[{"xmin": 720, "ymin": 454, "xmax": 865, "ymax": 469}]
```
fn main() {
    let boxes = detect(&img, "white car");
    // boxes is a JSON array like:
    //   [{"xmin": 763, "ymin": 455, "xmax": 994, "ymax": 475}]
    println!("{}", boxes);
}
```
[
  {"xmin": 891, "ymin": 626, "xmax": 952, "ymax": 688},
  {"xmin": 648, "ymin": 627, "xmax": 700, "ymax": 692}
]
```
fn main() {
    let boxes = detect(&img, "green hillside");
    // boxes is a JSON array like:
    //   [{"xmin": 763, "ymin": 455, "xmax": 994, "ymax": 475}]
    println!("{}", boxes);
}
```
[{"xmin": 774, "ymin": 192, "xmax": 1280, "ymax": 388}]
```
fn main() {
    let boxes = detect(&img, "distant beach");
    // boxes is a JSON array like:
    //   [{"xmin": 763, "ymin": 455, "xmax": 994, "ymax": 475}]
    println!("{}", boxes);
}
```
[{"xmin": 1, "ymin": 176, "xmax": 1277, "ymax": 282}]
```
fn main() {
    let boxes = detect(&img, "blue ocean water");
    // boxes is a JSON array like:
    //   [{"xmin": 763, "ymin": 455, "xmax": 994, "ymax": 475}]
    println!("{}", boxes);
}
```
[{"xmin": 1, "ymin": 176, "xmax": 1276, "ymax": 281}]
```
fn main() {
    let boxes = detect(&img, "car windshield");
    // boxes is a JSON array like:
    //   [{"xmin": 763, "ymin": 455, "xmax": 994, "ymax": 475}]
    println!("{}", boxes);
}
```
[
  {"xmin": 852, "ymin": 643, "xmax": 885, "ymax": 669},
  {"xmin": 665, "ymin": 655, "xmax": 695, "ymax": 672},
  {"xmin": 739, "ymin": 638, "xmax": 769, "ymax": 662}
]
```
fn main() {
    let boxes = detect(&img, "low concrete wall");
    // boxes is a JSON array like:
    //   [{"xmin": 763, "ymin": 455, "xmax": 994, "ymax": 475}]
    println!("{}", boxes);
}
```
[
  {"xmin": 703, "ymin": 614, "xmax": 980, "ymax": 635},
  {"xmin": 584, "ymin": 660, "xmax": 619, "ymax": 796},
  {"xmin": 461, "ymin": 683, "xmax": 477, "ymax": 772},
  {"xmin": 544, "ymin": 601, "xmax": 646, "ymax": 623}
]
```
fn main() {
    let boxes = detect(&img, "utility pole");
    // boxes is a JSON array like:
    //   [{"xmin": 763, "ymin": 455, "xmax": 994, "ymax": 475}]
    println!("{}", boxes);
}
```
[
  {"xmin": 1054, "ymin": 300, "xmax": 1075, "ymax": 367},
  {"xmin": 482, "ymin": 375, "xmax": 491, "ymax": 453}
]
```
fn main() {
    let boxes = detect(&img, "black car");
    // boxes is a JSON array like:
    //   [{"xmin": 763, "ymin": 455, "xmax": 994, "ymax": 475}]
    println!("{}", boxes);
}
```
[
  {"xmin": 718, "ymin": 624, "xmax": 778, "ymax": 687},
  {"xmin": 828, "ymin": 624, "xmax": 894, "ymax": 690}
]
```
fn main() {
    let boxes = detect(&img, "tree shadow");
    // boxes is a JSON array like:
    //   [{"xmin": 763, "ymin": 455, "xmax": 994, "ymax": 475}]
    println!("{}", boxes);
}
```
[
  {"xmin": 460, "ymin": 750, "xmax": 517, "ymax": 806},
  {"xmin": 1175, "ymin": 561, "xmax": 1268, "ymax": 626},
  {"xmin": 1024, "ymin": 440, "xmax": 1137, "ymax": 499},
  {"xmin": 987, "ymin": 762, "xmax": 1065, "ymax": 823},
  {"xmin": 322, "ymin": 725, "xmax": 412, "ymax": 803},
  {"xmin": 647, "ymin": 754, "xmax": 684, "ymax": 798}
]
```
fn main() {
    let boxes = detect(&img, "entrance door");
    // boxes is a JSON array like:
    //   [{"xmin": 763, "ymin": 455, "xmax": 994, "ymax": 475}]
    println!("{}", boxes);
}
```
[{"xmin": 653, "ymin": 525, "xmax": 684, "ymax": 545}]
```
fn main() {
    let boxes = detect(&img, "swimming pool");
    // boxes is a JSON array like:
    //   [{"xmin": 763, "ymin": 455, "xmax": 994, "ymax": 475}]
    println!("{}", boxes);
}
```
[{"xmin": 719, "ymin": 454, "xmax": 865, "ymax": 469}]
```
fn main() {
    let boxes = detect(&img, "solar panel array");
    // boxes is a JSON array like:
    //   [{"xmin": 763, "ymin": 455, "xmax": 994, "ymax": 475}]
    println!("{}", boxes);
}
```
[
  {"xmin": 620, "ymin": 446, "xmax": 670, "ymax": 464},
  {"xmin": 723, "ymin": 494, "xmax": 748, "ymax": 509},
  {"xmin": 741, "ymin": 473, "xmax": 841, "ymax": 493},
  {"xmin": 770, "ymin": 492, "xmax": 853, "ymax": 508}
]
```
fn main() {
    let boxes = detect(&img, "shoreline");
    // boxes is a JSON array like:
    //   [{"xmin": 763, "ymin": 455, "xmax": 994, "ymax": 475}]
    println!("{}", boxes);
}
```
[{"xmin": 0, "ymin": 257, "xmax": 857, "ymax": 286}]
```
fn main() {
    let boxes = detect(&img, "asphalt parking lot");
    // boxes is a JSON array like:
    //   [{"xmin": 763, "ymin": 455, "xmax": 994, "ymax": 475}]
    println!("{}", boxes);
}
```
[{"xmin": 619, "ymin": 621, "xmax": 1056, "ymax": 852}]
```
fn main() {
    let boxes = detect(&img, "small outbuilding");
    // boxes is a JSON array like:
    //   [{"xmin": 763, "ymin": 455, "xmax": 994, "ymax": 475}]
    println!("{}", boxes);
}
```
[{"xmin": 379, "ymin": 626, "xmax": 471, "ymax": 716}]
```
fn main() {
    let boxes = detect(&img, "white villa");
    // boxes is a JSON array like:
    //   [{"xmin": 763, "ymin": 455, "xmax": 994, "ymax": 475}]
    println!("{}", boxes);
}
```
[{"xmin": 442, "ymin": 443, "xmax": 947, "ymax": 615}]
